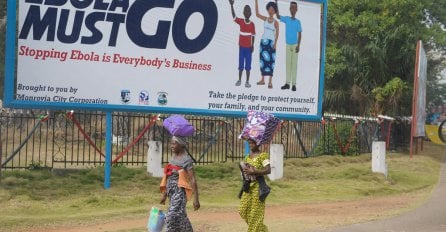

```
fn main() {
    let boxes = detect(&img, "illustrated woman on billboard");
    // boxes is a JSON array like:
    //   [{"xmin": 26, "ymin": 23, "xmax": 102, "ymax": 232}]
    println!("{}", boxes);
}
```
[{"xmin": 254, "ymin": 0, "xmax": 279, "ymax": 89}]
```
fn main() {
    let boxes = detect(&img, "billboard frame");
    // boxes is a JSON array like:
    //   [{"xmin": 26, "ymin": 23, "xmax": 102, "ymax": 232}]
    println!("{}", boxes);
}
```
[{"xmin": 4, "ymin": 0, "xmax": 328, "ymax": 121}]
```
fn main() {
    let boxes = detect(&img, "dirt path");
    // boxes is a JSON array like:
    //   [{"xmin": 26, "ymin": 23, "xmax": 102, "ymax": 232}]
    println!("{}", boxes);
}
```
[
  {"xmin": 318, "ymin": 157, "xmax": 446, "ymax": 232},
  {"xmin": 24, "ymin": 193, "xmax": 424, "ymax": 232}
]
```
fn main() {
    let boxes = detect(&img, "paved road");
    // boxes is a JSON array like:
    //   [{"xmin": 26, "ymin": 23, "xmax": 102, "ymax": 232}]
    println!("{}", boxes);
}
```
[{"xmin": 322, "ymin": 156, "xmax": 446, "ymax": 232}]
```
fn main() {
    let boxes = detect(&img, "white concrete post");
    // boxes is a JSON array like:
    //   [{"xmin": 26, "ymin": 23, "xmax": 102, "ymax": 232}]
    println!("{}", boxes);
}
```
[
  {"xmin": 268, "ymin": 144, "xmax": 284, "ymax": 181},
  {"xmin": 372, "ymin": 141, "xmax": 388, "ymax": 177},
  {"xmin": 147, "ymin": 141, "xmax": 164, "ymax": 177}
]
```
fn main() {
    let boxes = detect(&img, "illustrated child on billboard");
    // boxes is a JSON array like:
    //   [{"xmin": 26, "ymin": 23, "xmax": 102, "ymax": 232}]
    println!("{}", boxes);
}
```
[
  {"xmin": 255, "ymin": 0, "xmax": 279, "ymax": 89},
  {"xmin": 229, "ymin": 0, "xmax": 256, "ymax": 88},
  {"xmin": 276, "ymin": 0, "xmax": 302, "ymax": 92}
]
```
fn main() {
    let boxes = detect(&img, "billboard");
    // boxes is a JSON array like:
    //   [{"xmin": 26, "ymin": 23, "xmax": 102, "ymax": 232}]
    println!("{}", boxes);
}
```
[{"xmin": 5, "ymin": 0, "xmax": 328, "ymax": 120}]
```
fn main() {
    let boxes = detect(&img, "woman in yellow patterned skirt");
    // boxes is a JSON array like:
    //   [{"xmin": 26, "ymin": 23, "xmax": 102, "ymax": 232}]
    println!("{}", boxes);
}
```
[{"xmin": 239, "ymin": 139, "xmax": 271, "ymax": 232}]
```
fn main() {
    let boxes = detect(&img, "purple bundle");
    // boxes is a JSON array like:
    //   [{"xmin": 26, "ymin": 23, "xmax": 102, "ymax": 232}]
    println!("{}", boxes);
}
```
[
  {"xmin": 240, "ymin": 111, "xmax": 281, "ymax": 145},
  {"xmin": 163, "ymin": 115, "xmax": 194, "ymax": 137}
]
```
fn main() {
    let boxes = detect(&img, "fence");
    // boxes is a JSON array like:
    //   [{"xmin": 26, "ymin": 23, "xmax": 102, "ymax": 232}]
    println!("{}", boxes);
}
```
[{"xmin": 0, "ymin": 110, "xmax": 411, "ymax": 170}]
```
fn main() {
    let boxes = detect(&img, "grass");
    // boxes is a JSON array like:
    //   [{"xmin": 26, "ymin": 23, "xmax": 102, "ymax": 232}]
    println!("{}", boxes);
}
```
[{"xmin": 0, "ymin": 143, "xmax": 444, "ymax": 231}]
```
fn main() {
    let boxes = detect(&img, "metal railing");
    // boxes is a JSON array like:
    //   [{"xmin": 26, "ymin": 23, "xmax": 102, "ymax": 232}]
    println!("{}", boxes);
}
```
[{"xmin": 0, "ymin": 110, "xmax": 411, "ymax": 170}]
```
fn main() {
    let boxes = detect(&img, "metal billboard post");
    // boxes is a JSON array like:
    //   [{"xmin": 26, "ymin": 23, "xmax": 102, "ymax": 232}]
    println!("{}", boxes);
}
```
[{"xmin": 104, "ymin": 112, "xmax": 112, "ymax": 189}]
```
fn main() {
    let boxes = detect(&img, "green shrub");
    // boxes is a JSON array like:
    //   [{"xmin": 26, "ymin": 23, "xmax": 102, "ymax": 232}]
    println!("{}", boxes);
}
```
[{"xmin": 314, "ymin": 121, "xmax": 359, "ymax": 156}]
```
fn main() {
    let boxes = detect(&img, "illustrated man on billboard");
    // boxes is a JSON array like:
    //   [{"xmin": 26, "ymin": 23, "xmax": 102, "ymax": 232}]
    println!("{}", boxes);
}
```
[
  {"xmin": 229, "ymin": 0, "xmax": 256, "ymax": 88},
  {"xmin": 276, "ymin": 0, "xmax": 302, "ymax": 92}
]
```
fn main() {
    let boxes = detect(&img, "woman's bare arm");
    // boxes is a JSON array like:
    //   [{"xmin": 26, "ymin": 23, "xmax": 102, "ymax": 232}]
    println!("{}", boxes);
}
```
[
  {"xmin": 255, "ymin": 0, "xmax": 267, "ymax": 21},
  {"xmin": 245, "ymin": 164, "xmax": 271, "ymax": 176},
  {"xmin": 187, "ymin": 168, "xmax": 201, "ymax": 211},
  {"xmin": 274, "ymin": 20, "xmax": 279, "ymax": 50}
]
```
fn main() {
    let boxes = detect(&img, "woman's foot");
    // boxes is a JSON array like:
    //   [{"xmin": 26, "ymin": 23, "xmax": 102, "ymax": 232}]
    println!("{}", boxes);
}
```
[
  {"xmin": 268, "ymin": 83, "xmax": 273, "ymax": 89},
  {"xmin": 257, "ymin": 80, "xmax": 265, "ymax": 85}
]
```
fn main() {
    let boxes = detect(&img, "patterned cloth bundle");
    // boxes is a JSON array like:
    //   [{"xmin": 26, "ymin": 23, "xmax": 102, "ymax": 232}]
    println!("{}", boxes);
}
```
[{"xmin": 239, "ymin": 110, "xmax": 281, "ymax": 145}]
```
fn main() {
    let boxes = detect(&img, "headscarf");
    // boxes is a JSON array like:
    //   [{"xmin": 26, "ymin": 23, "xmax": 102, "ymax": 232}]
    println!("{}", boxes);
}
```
[
  {"xmin": 171, "ymin": 136, "xmax": 197, "ymax": 163},
  {"xmin": 172, "ymin": 136, "xmax": 188, "ymax": 147}
]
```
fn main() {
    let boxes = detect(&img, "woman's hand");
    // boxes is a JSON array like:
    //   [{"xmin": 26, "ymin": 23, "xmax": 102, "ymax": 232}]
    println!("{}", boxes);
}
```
[
  {"xmin": 193, "ymin": 199, "xmax": 201, "ymax": 211},
  {"xmin": 160, "ymin": 193, "xmax": 167, "ymax": 205},
  {"xmin": 243, "ymin": 165, "xmax": 256, "ymax": 175},
  {"xmin": 244, "ymin": 164, "xmax": 271, "ymax": 176}
]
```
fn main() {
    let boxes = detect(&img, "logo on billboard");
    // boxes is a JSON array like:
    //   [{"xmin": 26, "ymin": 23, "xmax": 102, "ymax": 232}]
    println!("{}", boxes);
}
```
[
  {"xmin": 139, "ymin": 91, "xmax": 149, "ymax": 105},
  {"xmin": 157, "ymin": 92, "xmax": 168, "ymax": 106},
  {"xmin": 120, "ymin": 90, "xmax": 131, "ymax": 104}
]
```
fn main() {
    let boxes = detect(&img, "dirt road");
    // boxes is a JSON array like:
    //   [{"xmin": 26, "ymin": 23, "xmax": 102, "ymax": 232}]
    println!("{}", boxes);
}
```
[
  {"xmin": 24, "ymin": 193, "xmax": 424, "ymax": 232},
  {"xmin": 319, "ymin": 157, "xmax": 446, "ymax": 232}
]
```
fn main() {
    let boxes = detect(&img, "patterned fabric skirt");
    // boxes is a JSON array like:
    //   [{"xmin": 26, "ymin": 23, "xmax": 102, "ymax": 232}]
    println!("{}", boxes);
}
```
[
  {"xmin": 239, "ymin": 182, "xmax": 268, "ymax": 232},
  {"xmin": 259, "ymin": 39, "xmax": 276, "ymax": 77},
  {"xmin": 166, "ymin": 175, "xmax": 193, "ymax": 232}
]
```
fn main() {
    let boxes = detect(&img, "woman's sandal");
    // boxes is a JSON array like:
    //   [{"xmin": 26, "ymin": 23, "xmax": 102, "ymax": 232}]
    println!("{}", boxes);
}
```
[
  {"xmin": 268, "ymin": 83, "xmax": 273, "ymax": 89},
  {"xmin": 257, "ymin": 80, "xmax": 265, "ymax": 85}
]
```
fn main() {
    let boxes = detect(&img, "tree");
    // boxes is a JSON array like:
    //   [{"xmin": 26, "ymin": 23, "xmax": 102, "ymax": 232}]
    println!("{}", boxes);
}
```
[
  {"xmin": 324, "ymin": 0, "xmax": 446, "ymax": 116},
  {"xmin": 372, "ymin": 77, "xmax": 408, "ymax": 115},
  {"xmin": 426, "ymin": 52, "xmax": 446, "ymax": 107}
]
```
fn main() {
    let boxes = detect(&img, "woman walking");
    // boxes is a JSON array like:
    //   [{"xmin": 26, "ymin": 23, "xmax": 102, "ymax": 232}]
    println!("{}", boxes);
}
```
[
  {"xmin": 239, "ymin": 139, "xmax": 272, "ymax": 232},
  {"xmin": 255, "ymin": 0, "xmax": 279, "ymax": 89},
  {"xmin": 160, "ymin": 136, "xmax": 200, "ymax": 232}
]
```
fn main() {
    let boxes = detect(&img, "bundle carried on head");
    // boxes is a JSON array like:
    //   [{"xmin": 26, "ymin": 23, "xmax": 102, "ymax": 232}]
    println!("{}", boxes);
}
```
[
  {"xmin": 163, "ymin": 115, "xmax": 197, "ymax": 162},
  {"xmin": 163, "ymin": 115, "xmax": 195, "ymax": 137},
  {"xmin": 239, "ymin": 110, "xmax": 281, "ymax": 146}
]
